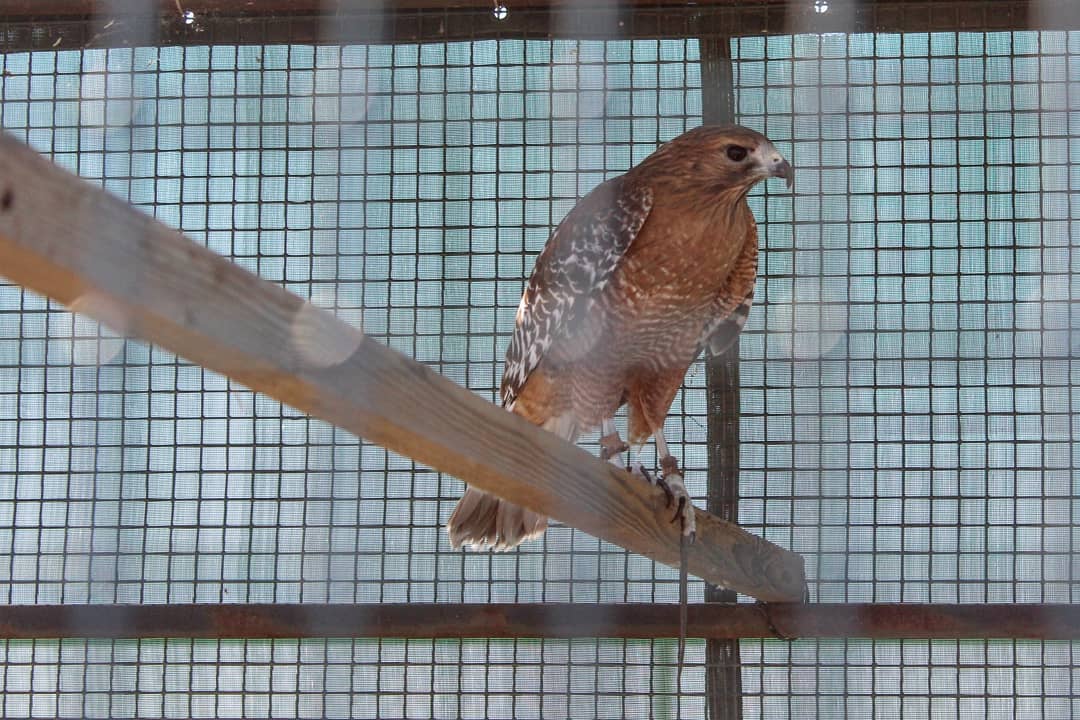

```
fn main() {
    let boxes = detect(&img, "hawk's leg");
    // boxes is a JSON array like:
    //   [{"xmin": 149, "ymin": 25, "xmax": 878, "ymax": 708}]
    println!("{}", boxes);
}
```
[
  {"xmin": 654, "ymin": 434, "xmax": 696, "ymax": 542},
  {"xmin": 626, "ymin": 455, "xmax": 670, "ymax": 504},
  {"xmin": 615, "ymin": 423, "xmax": 693, "ymax": 538},
  {"xmin": 602, "ymin": 419, "xmax": 663, "ymax": 493},
  {"xmin": 654, "ymin": 431, "xmax": 694, "ymax": 685},
  {"xmin": 630, "ymin": 461, "xmax": 676, "ymax": 510},
  {"xmin": 599, "ymin": 419, "xmax": 629, "ymax": 469}
]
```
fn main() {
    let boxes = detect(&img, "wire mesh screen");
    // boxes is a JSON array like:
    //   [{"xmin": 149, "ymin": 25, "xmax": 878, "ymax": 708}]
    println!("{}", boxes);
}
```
[
  {"xmin": 0, "ymin": 637, "xmax": 1072, "ymax": 718},
  {"xmin": 736, "ymin": 29, "xmax": 1079, "ymax": 607},
  {"xmin": 0, "ymin": 637, "xmax": 700, "ymax": 718},
  {"xmin": 0, "ymin": 5, "xmax": 1076, "ymax": 719},
  {"xmin": 0, "ymin": 35, "xmax": 705, "ymax": 608},
  {"xmin": 731, "ymin": 26, "xmax": 1080, "ymax": 719}
]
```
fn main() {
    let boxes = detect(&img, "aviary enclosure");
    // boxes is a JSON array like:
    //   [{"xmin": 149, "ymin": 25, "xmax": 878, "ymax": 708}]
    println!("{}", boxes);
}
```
[{"xmin": 0, "ymin": 0, "xmax": 1076, "ymax": 717}]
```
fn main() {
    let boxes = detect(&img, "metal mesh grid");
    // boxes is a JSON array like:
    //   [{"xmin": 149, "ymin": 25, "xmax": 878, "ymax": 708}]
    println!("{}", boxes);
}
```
[
  {"xmin": 0, "ymin": 638, "xmax": 693, "ymax": 719},
  {"xmin": 0, "ymin": 35, "xmax": 706, "ymax": 609},
  {"xmin": 734, "ymin": 29, "xmax": 1080, "ymax": 605},
  {"xmin": 729, "ymin": 26, "xmax": 1080, "ymax": 720},
  {"xmin": 0, "ymin": 5, "xmax": 1076, "ymax": 719},
  {"xmin": 0, "ymin": 638, "xmax": 1074, "ymax": 719}
]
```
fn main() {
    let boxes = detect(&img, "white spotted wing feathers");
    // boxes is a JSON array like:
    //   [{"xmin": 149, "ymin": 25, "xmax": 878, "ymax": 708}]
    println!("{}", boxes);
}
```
[{"xmin": 501, "ymin": 177, "xmax": 653, "ymax": 408}]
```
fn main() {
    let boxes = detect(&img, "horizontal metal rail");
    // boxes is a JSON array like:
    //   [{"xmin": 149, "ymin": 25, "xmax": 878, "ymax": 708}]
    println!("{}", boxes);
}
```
[
  {"xmin": 0, "ymin": 603, "xmax": 1077, "ymax": 640},
  {"xmin": 0, "ymin": 1, "xmax": 1073, "ymax": 52}
]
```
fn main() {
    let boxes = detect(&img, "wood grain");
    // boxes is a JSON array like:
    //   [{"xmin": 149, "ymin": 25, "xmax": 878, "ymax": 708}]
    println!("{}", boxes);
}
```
[{"xmin": 0, "ymin": 131, "xmax": 805, "ymax": 602}]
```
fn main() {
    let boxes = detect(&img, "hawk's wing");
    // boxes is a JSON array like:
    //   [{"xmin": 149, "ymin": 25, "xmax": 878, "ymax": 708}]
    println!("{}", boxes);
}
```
[
  {"xmin": 699, "ymin": 220, "xmax": 759, "ymax": 358},
  {"xmin": 703, "ymin": 287, "xmax": 755, "ymax": 357},
  {"xmin": 501, "ymin": 176, "xmax": 653, "ymax": 408}
]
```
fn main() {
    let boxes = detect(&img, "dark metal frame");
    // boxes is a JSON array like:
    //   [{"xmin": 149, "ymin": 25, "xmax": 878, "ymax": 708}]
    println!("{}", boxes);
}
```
[
  {"xmin": 0, "ymin": 0, "xmax": 1074, "ymax": 633},
  {"xmin": 0, "ymin": 1, "xmax": 1076, "ymax": 53},
  {"xmin": 1, "ymin": 1, "xmax": 1078, "ymax": 716},
  {"xmin": 699, "ymin": 30, "xmax": 743, "ymax": 720}
]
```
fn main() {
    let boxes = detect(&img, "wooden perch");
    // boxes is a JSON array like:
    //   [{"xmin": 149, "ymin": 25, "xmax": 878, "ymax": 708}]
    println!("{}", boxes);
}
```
[{"xmin": 0, "ymin": 132, "xmax": 805, "ymax": 602}]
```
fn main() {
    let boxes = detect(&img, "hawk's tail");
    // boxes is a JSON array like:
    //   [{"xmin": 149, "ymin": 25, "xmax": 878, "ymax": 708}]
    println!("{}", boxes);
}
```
[
  {"xmin": 447, "ymin": 488, "xmax": 547, "ymax": 551},
  {"xmin": 447, "ymin": 412, "xmax": 577, "ymax": 552}
]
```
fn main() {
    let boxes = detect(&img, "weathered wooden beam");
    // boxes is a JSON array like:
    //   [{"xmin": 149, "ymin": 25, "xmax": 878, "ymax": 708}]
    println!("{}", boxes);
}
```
[
  {"xmin": 0, "ymin": 603, "xmax": 1078, "ymax": 640},
  {"xmin": 0, "ymin": 131, "xmax": 806, "ymax": 602}
]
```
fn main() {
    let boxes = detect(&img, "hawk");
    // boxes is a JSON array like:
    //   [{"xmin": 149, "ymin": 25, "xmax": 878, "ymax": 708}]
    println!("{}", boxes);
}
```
[{"xmin": 449, "ymin": 124, "xmax": 792, "ymax": 551}]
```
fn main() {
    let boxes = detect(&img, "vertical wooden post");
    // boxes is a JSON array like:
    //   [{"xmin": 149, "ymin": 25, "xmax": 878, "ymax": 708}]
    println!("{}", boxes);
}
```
[{"xmin": 698, "ymin": 25, "xmax": 745, "ymax": 720}]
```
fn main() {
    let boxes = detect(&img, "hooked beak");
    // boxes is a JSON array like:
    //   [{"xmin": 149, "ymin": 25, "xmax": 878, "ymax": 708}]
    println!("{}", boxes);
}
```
[{"xmin": 769, "ymin": 156, "xmax": 793, "ymax": 189}]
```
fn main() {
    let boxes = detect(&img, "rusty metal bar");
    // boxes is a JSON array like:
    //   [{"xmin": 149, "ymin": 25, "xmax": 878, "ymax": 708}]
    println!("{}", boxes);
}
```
[{"xmin": 0, "ymin": 604, "xmax": 1078, "ymax": 640}]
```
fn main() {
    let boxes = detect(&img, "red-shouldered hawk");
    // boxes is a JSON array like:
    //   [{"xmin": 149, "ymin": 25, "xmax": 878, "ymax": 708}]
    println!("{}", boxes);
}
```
[{"xmin": 449, "ymin": 124, "xmax": 792, "ymax": 551}]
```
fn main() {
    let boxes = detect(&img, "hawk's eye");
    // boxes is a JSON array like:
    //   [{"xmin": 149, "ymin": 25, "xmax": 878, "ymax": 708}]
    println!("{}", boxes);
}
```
[{"xmin": 726, "ymin": 145, "xmax": 748, "ymax": 162}]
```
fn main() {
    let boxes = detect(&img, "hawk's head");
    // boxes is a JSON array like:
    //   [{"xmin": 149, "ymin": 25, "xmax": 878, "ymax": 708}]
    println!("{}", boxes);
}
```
[{"xmin": 650, "ymin": 124, "xmax": 793, "ymax": 193}]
